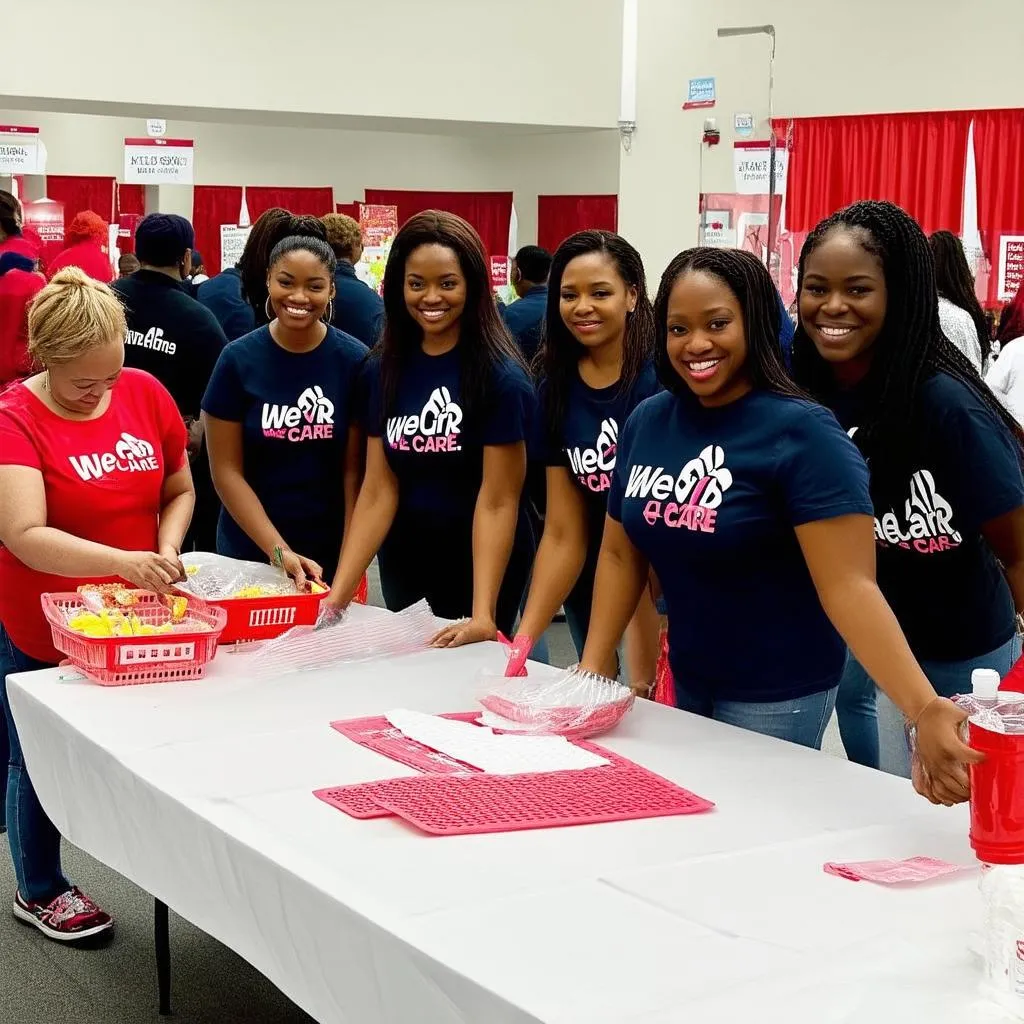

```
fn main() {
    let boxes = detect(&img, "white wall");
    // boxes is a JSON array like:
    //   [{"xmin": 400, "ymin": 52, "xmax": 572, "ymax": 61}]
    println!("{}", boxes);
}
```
[
  {"xmin": 0, "ymin": 0, "xmax": 622, "ymax": 130},
  {"xmin": 619, "ymin": 0, "xmax": 1024, "ymax": 279},
  {"xmin": 0, "ymin": 108, "xmax": 621, "ymax": 246}
]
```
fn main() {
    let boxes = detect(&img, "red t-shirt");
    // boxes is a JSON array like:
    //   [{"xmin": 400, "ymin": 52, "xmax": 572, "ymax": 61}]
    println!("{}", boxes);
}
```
[
  {"xmin": 0, "ymin": 269, "xmax": 45, "ymax": 387},
  {"xmin": 47, "ymin": 241, "xmax": 114, "ymax": 284},
  {"xmin": 0, "ymin": 235, "xmax": 41, "ymax": 262},
  {"xmin": 0, "ymin": 368, "xmax": 187, "ymax": 662}
]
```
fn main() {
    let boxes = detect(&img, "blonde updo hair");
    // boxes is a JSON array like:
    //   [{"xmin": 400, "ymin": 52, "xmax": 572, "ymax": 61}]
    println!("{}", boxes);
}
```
[
  {"xmin": 321, "ymin": 213, "xmax": 363, "ymax": 263},
  {"xmin": 28, "ymin": 267, "xmax": 126, "ymax": 368}
]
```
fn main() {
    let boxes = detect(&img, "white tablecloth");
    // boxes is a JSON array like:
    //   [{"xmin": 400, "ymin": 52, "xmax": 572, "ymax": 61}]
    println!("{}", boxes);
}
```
[{"xmin": 6, "ymin": 630, "xmax": 1012, "ymax": 1024}]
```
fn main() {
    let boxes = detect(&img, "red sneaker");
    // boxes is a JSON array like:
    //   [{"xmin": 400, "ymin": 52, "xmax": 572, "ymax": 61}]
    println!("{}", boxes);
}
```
[{"xmin": 13, "ymin": 887, "xmax": 113, "ymax": 942}]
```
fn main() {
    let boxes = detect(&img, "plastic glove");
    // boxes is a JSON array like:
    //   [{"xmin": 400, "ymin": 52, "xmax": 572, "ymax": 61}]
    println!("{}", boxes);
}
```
[{"xmin": 504, "ymin": 633, "xmax": 532, "ymax": 677}]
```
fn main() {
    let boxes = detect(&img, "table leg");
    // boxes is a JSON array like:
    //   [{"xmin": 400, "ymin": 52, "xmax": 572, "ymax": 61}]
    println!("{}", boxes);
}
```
[{"xmin": 154, "ymin": 898, "xmax": 172, "ymax": 1016}]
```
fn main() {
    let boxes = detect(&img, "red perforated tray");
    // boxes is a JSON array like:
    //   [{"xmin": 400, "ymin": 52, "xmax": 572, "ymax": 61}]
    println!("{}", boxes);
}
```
[
  {"xmin": 364, "ymin": 763, "xmax": 713, "ymax": 835},
  {"xmin": 315, "ymin": 782, "xmax": 395, "ymax": 819}
]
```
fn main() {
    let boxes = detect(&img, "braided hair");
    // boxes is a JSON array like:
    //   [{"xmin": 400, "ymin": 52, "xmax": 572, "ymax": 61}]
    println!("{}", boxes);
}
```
[
  {"xmin": 238, "ymin": 207, "xmax": 292, "ymax": 321},
  {"xmin": 653, "ymin": 246, "xmax": 806, "ymax": 401},
  {"xmin": 930, "ymin": 229, "xmax": 991, "ymax": 364},
  {"xmin": 792, "ymin": 200, "xmax": 1024, "ymax": 482},
  {"xmin": 535, "ymin": 230, "xmax": 655, "ymax": 445}
]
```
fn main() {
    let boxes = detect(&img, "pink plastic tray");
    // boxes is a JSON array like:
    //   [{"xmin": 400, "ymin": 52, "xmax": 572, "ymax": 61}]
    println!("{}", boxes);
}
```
[
  {"xmin": 315, "ymin": 782, "xmax": 395, "ymax": 820},
  {"xmin": 330, "ymin": 712, "xmax": 482, "ymax": 774},
  {"xmin": 357, "ymin": 763, "xmax": 713, "ymax": 835}
]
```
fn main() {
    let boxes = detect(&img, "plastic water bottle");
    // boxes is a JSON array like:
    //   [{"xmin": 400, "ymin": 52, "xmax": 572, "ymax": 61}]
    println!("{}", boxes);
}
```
[{"xmin": 981, "ymin": 865, "xmax": 1024, "ymax": 1018}]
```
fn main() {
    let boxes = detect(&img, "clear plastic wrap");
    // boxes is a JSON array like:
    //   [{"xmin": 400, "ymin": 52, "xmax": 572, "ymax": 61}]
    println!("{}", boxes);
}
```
[
  {"xmin": 177, "ymin": 552, "xmax": 324, "ymax": 599},
  {"xmin": 230, "ymin": 600, "xmax": 443, "ymax": 676},
  {"xmin": 477, "ymin": 664, "xmax": 635, "ymax": 738}
]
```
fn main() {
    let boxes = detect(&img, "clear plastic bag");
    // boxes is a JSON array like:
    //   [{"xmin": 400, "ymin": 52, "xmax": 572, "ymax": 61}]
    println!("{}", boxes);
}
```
[
  {"xmin": 177, "ymin": 552, "xmax": 320, "ymax": 600},
  {"xmin": 477, "ymin": 664, "xmax": 635, "ymax": 738},
  {"xmin": 230, "ymin": 599, "xmax": 444, "ymax": 677}
]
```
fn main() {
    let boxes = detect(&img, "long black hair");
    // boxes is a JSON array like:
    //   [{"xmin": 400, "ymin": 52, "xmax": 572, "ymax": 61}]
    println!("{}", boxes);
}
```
[
  {"xmin": 238, "ymin": 207, "xmax": 292, "ymax": 321},
  {"xmin": 930, "ymin": 229, "xmax": 991, "ymax": 364},
  {"xmin": 792, "ymin": 200, "xmax": 1023, "ymax": 479},
  {"xmin": 535, "ymin": 230, "xmax": 655, "ymax": 444},
  {"xmin": 654, "ymin": 246, "xmax": 806, "ymax": 401},
  {"xmin": 376, "ymin": 210, "xmax": 525, "ymax": 423}
]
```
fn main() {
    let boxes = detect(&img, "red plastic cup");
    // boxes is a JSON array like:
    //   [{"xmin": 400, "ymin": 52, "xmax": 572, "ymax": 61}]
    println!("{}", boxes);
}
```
[{"xmin": 969, "ymin": 720, "xmax": 1024, "ymax": 864}]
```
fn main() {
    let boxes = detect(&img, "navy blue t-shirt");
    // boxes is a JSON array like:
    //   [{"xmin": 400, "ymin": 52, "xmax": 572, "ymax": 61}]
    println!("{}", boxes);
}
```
[
  {"xmin": 831, "ymin": 371, "xmax": 1024, "ymax": 661},
  {"xmin": 202, "ymin": 325, "xmax": 368, "ymax": 569},
  {"xmin": 609, "ymin": 389, "xmax": 873, "ymax": 702},
  {"xmin": 542, "ymin": 361, "xmax": 661, "ymax": 553},
  {"xmin": 363, "ymin": 345, "xmax": 534, "ymax": 519}
]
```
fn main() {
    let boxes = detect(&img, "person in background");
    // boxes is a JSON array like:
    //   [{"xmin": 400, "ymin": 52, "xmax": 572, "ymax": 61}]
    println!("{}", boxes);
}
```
[
  {"xmin": 327, "ymin": 211, "xmax": 536, "ymax": 644},
  {"xmin": 0, "ymin": 268, "xmax": 193, "ymax": 941},
  {"xmin": 0, "ymin": 191, "xmax": 39, "ymax": 263},
  {"xmin": 117, "ymin": 252, "xmax": 140, "ymax": 279},
  {"xmin": 203, "ymin": 235, "xmax": 366, "ymax": 587},
  {"xmin": 47, "ymin": 211, "xmax": 113, "ymax": 284},
  {"xmin": 511, "ymin": 231, "xmax": 660, "ymax": 682},
  {"xmin": 929, "ymin": 230, "xmax": 989, "ymax": 373},
  {"xmin": 502, "ymin": 245, "xmax": 551, "ymax": 362},
  {"xmin": 793, "ymin": 201, "xmax": 1024, "ymax": 778},
  {"xmin": 987, "ymin": 282, "xmax": 1024, "ymax": 424},
  {"xmin": 321, "ymin": 213, "xmax": 384, "ymax": 346},
  {"xmin": 189, "ymin": 250, "xmax": 209, "ymax": 288},
  {"xmin": 0, "ymin": 252, "xmax": 45, "ymax": 389},
  {"xmin": 113, "ymin": 214, "xmax": 227, "ymax": 552},
  {"xmin": 579, "ymin": 246, "xmax": 977, "ymax": 805}
]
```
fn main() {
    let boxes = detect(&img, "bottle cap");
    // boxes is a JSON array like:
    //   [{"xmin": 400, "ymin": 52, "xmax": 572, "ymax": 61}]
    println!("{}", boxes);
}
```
[{"xmin": 973, "ymin": 668, "xmax": 1001, "ymax": 698}]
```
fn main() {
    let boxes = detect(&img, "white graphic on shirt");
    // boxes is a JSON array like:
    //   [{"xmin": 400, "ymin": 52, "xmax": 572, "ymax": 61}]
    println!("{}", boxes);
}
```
[
  {"xmin": 624, "ymin": 444, "xmax": 733, "ymax": 533},
  {"xmin": 385, "ymin": 387, "xmax": 463, "ymax": 453},
  {"xmin": 874, "ymin": 469, "xmax": 962, "ymax": 555},
  {"xmin": 68, "ymin": 432, "xmax": 159, "ymax": 482},
  {"xmin": 261, "ymin": 386, "xmax": 335, "ymax": 442},
  {"xmin": 125, "ymin": 326, "xmax": 176, "ymax": 356},
  {"xmin": 567, "ymin": 418, "xmax": 618, "ymax": 493}
]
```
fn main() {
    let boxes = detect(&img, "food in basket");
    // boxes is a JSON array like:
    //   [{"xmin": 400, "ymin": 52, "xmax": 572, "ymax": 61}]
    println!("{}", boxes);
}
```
[
  {"xmin": 163, "ymin": 595, "xmax": 189, "ymax": 622},
  {"xmin": 66, "ymin": 608, "xmax": 211, "ymax": 639},
  {"xmin": 77, "ymin": 583, "xmax": 138, "ymax": 609}
]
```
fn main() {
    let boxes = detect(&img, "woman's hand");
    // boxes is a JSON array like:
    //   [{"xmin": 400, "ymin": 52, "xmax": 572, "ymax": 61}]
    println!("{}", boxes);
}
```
[
  {"xmin": 913, "ymin": 697, "xmax": 985, "ymax": 805},
  {"xmin": 430, "ymin": 616, "xmax": 498, "ymax": 649},
  {"xmin": 116, "ymin": 550, "xmax": 186, "ymax": 593},
  {"xmin": 274, "ymin": 549, "xmax": 324, "ymax": 592},
  {"xmin": 158, "ymin": 543, "xmax": 185, "ymax": 581}
]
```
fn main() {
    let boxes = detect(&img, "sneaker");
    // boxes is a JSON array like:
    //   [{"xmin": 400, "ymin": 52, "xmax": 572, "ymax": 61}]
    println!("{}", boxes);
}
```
[{"xmin": 13, "ymin": 887, "xmax": 113, "ymax": 942}]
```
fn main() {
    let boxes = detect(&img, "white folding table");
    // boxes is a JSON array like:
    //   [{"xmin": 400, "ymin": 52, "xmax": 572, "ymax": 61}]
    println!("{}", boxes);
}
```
[{"xmin": 7, "ymin": 635, "xmax": 1008, "ymax": 1023}]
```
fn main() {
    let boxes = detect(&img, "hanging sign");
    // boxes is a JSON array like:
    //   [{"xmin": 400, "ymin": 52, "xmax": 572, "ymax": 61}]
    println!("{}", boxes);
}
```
[
  {"xmin": 733, "ymin": 113, "xmax": 755, "ymax": 138},
  {"xmin": 146, "ymin": 119, "xmax": 167, "ymax": 138},
  {"xmin": 220, "ymin": 224, "xmax": 251, "ymax": 271},
  {"xmin": 123, "ymin": 138, "xmax": 194, "ymax": 185},
  {"xmin": 733, "ymin": 141, "xmax": 789, "ymax": 195},
  {"xmin": 998, "ymin": 236, "xmax": 1024, "ymax": 302},
  {"xmin": 490, "ymin": 255, "xmax": 510, "ymax": 289},
  {"xmin": 0, "ymin": 126, "xmax": 45, "ymax": 174},
  {"xmin": 683, "ymin": 77, "xmax": 716, "ymax": 110}
]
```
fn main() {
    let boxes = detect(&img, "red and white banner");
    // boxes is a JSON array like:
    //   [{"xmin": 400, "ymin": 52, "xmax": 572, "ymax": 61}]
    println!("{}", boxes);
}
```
[
  {"xmin": 490, "ymin": 255, "xmax": 510, "ymax": 289},
  {"xmin": 123, "ymin": 138, "xmax": 194, "ymax": 185},
  {"xmin": 0, "ymin": 125, "xmax": 45, "ymax": 174},
  {"xmin": 733, "ymin": 140, "xmax": 789, "ymax": 196}
]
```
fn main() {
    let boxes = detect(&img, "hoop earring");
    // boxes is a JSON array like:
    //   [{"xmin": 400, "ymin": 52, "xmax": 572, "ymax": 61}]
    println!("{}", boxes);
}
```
[
  {"xmin": 323, "ymin": 299, "xmax": 334, "ymax": 324},
  {"xmin": 265, "ymin": 296, "xmax": 273, "ymax": 322}
]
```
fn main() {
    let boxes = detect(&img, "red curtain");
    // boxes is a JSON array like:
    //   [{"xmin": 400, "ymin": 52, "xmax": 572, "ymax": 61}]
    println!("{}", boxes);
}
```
[
  {"xmin": 974, "ymin": 108, "xmax": 1024, "ymax": 306},
  {"xmin": 363, "ymin": 189, "xmax": 513, "ymax": 260},
  {"xmin": 116, "ymin": 184, "xmax": 145, "ymax": 219},
  {"xmin": 246, "ymin": 186, "xmax": 334, "ymax": 221},
  {"xmin": 193, "ymin": 186, "xmax": 244, "ymax": 276},
  {"xmin": 538, "ymin": 195, "xmax": 618, "ymax": 252},
  {"xmin": 784, "ymin": 112, "xmax": 973, "ymax": 234},
  {"xmin": 45, "ymin": 175, "xmax": 116, "ymax": 224}
]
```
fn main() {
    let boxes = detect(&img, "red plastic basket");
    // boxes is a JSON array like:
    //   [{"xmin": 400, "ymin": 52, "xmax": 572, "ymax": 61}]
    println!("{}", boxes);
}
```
[
  {"xmin": 207, "ymin": 572, "xmax": 369, "ymax": 644},
  {"xmin": 41, "ymin": 592, "xmax": 226, "ymax": 686}
]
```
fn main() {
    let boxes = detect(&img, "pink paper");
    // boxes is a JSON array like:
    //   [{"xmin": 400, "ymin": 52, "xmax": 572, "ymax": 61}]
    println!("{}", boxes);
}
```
[{"xmin": 823, "ymin": 856, "xmax": 971, "ymax": 885}]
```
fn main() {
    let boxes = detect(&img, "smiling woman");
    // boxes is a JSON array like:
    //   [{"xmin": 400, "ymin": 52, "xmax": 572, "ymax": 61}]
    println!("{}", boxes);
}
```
[
  {"xmin": 202, "ymin": 234, "xmax": 368, "ymax": 590},
  {"xmin": 575, "ymin": 246, "xmax": 977, "ymax": 808}
]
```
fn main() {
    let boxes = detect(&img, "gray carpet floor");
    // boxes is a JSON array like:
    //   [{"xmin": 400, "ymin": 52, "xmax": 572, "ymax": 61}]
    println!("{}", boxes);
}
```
[{"xmin": 2, "ymin": 566, "xmax": 861, "ymax": 1023}]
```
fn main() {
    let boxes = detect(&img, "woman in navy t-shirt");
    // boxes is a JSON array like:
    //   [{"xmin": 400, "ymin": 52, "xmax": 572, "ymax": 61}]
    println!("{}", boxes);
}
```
[
  {"xmin": 203, "ymin": 235, "xmax": 367, "ymax": 587},
  {"xmin": 328, "ymin": 211, "xmax": 535, "ymax": 642},
  {"xmin": 512, "ymin": 231, "xmax": 660, "ymax": 679},
  {"xmin": 579, "ymin": 247, "xmax": 977, "ymax": 804},
  {"xmin": 792, "ymin": 200, "xmax": 1024, "ymax": 776}
]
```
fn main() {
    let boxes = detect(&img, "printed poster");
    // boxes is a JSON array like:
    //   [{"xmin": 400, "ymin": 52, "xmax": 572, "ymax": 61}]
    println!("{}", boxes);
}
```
[
  {"xmin": 490, "ymin": 255, "xmax": 510, "ymax": 290},
  {"xmin": 358, "ymin": 204, "xmax": 399, "ymax": 295},
  {"xmin": 123, "ymin": 138, "xmax": 194, "ymax": 185},
  {"xmin": 999, "ymin": 236, "xmax": 1024, "ymax": 302},
  {"xmin": 733, "ymin": 142, "xmax": 789, "ymax": 195},
  {"xmin": 683, "ymin": 77, "xmax": 716, "ymax": 110},
  {"xmin": 220, "ymin": 224, "xmax": 251, "ymax": 271}
]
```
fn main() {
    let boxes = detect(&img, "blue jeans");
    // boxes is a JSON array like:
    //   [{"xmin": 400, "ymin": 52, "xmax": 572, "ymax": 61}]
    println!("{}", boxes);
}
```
[
  {"xmin": 837, "ymin": 633, "xmax": 1023, "ymax": 776},
  {"xmin": 1, "ymin": 626, "xmax": 69, "ymax": 904},
  {"xmin": 674, "ymin": 684, "xmax": 838, "ymax": 750}
]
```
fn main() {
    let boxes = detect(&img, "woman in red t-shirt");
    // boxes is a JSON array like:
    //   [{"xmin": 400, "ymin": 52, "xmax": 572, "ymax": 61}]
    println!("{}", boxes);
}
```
[
  {"xmin": 0, "ymin": 267, "xmax": 194, "ymax": 943},
  {"xmin": 46, "ymin": 211, "xmax": 114, "ymax": 285}
]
